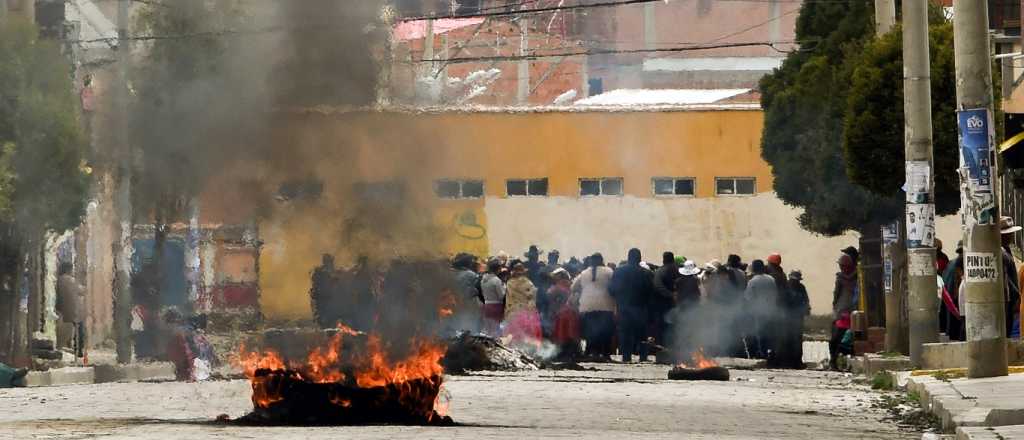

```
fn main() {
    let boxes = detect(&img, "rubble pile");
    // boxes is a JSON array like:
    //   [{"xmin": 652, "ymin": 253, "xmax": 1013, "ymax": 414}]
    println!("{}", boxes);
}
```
[{"xmin": 442, "ymin": 333, "xmax": 540, "ymax": 374}]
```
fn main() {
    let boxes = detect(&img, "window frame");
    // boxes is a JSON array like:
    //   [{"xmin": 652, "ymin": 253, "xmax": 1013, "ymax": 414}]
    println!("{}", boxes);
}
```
[
  {"xmin": 505, "ymin": 178, "xmax": 549, "ymax": 197},
  {"xmin": 651, "ymin": 177, "xmax": 697, "ymax": 197},
  {"xmin": 714, "ymin": 177, "xmax": 757, "ymax": 197},
  {"xmin": 434, "ymin": 179, "xmax": 485, "ymax": 200},
  {"xmin": 579, "ymin": 177, "xmax": 624, "ymax": 197}
]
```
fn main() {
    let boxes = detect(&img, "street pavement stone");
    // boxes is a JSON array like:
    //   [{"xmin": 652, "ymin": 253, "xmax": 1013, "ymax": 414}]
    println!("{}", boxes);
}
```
[{"xmin": 0, "ymin": 363, "xmax": 919, "ymax": 439}]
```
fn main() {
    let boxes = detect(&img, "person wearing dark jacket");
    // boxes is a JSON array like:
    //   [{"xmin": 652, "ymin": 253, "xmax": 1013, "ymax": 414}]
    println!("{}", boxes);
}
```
[
  {"xmin": 764, "ymin": 254, "xmax": 788, "ymax": 367},
  {"xmin": 782, "ymin": 270, "xmax": 810, "ymax": 369},
  {"xmin": 1001, "ymin": 217, "xmax": 1022, "ymax": 337},
  {"xmin": 650, "ymin": 252, "xmax": 680, "ymax": 346},
  {"xmin": 672, "ymin": 260, "xmax": 703, "ymax": 360},
  {"xmin": 610, "ymin": 248, "xmax": 654, "ymax": 362}
]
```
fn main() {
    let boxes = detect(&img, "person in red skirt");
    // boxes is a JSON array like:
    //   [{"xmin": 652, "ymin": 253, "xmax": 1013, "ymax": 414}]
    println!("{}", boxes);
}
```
[{"xmin": 548, "ymin": 268, "xmax": 581, "ymax": 361}]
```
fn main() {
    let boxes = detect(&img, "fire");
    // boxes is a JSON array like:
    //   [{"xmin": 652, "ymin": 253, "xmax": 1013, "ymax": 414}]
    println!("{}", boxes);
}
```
[
  {"xmin": 354, "ymin": 336, "xmax": 445, "ymax": 388},
  {"xmin": 677, "ymin": 348, "xmax": 719, "ymax": 369},
  {"xmin": 237, "ymin": 324, "xmax": 448, "ymax": 416}
]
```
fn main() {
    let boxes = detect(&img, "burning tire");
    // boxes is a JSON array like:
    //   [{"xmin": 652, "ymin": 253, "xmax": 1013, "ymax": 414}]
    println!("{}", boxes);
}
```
[
  {"xmin": 236, "ymin": 369, "xmax": 452, "ymax": 426},
  {"xmin": 667, "ymin": 366, "xmax": 730, "ymax": 381}
]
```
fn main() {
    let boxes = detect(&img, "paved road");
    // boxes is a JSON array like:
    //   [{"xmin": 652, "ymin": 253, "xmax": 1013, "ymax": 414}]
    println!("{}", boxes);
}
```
[{"xmin": 0, "ymin": 363, "xmax": 918, "ymax": 439}]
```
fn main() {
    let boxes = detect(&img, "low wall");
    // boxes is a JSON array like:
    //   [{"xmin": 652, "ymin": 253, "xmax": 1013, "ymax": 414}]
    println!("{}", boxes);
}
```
[{"xmin": 921, "ymin": 339, "xmax": 1024, "ymax": 370}]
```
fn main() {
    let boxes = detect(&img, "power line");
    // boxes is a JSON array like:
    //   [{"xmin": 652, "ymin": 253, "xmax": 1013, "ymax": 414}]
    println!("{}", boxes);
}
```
[
  {"xmin": 410, "ymin": 40, "xmax": 808, "ymax": 64},
  {"xmin": 396, "ymin": 0, "xmax": 664, "ymax": 22}
]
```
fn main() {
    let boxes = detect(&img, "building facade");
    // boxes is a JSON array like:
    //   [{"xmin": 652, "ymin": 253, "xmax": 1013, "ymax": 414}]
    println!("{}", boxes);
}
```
[{"xmin": 210, "ymin": 107, "xmax": 863, "ymax": 321}]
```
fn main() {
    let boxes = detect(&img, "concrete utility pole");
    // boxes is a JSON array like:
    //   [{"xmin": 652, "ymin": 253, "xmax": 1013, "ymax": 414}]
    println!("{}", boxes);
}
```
[
  {"xmin": 517, "ymin": 19, "xmax": 529, "ymax": 105},
  {"xmin": 953, "ymin": 0, "xmax": 1009, "ymax": 378},
  {"xmin": 112, "ymin": 0, "xmax": 134, "ymax": 364},
  {"xmin": 903, "ymin": 0, "xmax": 939, "ymax": 368},
  {"xmin": 875, "ymin": 0, "xmax": 896, "ymax": 35}
]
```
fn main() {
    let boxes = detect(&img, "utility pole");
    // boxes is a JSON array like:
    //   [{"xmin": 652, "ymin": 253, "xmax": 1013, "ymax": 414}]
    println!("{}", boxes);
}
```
[
  {"xmin": 0, "ymin": 0, "xmax": 8, "ymax": 21},
  {"xmin": 903, "ymin": 0, "xmax": 938, "ymax": 368},
  {"xmin": 875, "ymin": 0, "xmax": 896, "ymax": 35},
  {"xmin": 517, "ymin": 18, "xmax": 529, "ymax": 105},
  {"xmin": 953, "ymin": 0, "xmax": 1009, "ymax": 379},
  {"xmin": 112, "ymin": 0, "xmax": 134, "ymax": 364}
]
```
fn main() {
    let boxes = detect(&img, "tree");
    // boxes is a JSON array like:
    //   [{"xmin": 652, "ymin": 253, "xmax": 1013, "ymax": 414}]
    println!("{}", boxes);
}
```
[
  {"xmin": 760, "ymin": 0, "xmax": 901, "ymax": 236},
  {"xmin": 0, "ymin": 19, "xmax": 88, "ymax": 233},
  {"xmin": 0, "ymin": 18, "xmax": 89, "ymax": 364},
  {"xmin": 843, "ymin": 17, "xmax": 962, "ymax": 217}
]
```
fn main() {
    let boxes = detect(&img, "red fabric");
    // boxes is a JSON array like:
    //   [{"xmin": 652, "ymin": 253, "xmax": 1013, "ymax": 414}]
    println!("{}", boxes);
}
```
[
  {"xmin": 942, "ymin": 286, "xmax": 962, "ymax": 319},
  {"xmin": 937, "ymin": 254, "xmax": 950, "ymax": 277},
  {"xmin": 167, "ymin": 331, "xmax": 194, "ymax": 381},
  {"xmin": 482, "ymin": 303, "xmax": 505, "ymax": 334},
  {"xmin": 835, "ymin": 312, "xmax": 852, "ymax": 330},
  {"xmin": 553, "ymin": 305, "xmax": 581, "ymax": 343},
  {"xmin": 505, "ymin": 310, "xmax": 542, "ymax": 344}
]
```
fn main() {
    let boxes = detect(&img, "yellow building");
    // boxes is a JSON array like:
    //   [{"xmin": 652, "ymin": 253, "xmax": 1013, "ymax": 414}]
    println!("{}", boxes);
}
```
[{"xmin": 213, "ymin": 106, "xmax": 860, "ymax": 320}]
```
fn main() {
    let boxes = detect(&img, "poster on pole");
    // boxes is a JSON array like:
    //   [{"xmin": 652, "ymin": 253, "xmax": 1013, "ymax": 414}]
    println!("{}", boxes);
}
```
[
  {"xmin": 906, "ymin": 161, "xmax": 931, "ymax": 204},
  {"xmin": 958, "ymin": 108, "xmax": 997, "ymax": 226},
  {"xmin": 906, "ymin": 203, "xmax": 934, "ymax": 248},
  {"xmin": 882, "ymin": 222, "xmax": 898, "ymax": 294}
]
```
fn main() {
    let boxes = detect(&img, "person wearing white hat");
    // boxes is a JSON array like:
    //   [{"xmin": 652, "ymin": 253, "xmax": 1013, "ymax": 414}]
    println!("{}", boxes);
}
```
[
  {"xmin": 669, "ymin": 260, "xmax": 703, "ymax": 362},
  {"xmin": 1000, "ymin": 216, "xmax": 1022, "ymax": 337}
]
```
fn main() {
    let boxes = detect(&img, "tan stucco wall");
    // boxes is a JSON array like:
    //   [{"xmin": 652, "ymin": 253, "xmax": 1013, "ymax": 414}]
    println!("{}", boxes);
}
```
[{"xmin": 485, "ymin": 193, "xmax": 858, "ymax": 314}]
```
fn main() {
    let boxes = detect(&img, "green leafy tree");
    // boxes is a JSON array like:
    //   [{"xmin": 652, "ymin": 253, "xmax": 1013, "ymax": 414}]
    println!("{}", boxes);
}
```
[
  {"xmin": 0, "ymin": 19, "xmax": 89, "ymax": 244},
  {"xmin": 760, "ymin": 0, "xmax": 900, "ymax": 236},
  {"xmin": 843, "ymin": 17, "xmax": 961, "ymax": 217},
  {"xmin": 0, "ymin": 18, "xmax": 89, "ymax": 363}
]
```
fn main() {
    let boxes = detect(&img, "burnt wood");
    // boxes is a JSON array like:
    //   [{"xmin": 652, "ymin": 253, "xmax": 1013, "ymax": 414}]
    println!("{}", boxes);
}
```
[{"xmin": 667, "ymin": 366, "xmax": 730, "ymax": 381}]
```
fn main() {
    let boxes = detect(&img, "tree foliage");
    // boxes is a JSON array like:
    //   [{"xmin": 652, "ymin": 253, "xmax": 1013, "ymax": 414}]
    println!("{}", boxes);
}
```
[
  {"xmin": 0, "ymin": 19, "xmax": 89, "ymax": 236},
  {"xmin": 843, "ymin": 20, "xmax": 960, "ymax": 217},
  {"xmin": 760, "ymin": 2, "xmax": 967, "ymax": 236},
  {"xmin": 760, "ymin": 0, "xmax": 899, "ymax": 236}
]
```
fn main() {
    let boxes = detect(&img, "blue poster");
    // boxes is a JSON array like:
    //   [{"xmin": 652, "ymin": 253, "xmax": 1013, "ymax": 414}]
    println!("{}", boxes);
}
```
[{"xmin": 958, "ymin": 108, "xmax": 996, "ymax": 225}]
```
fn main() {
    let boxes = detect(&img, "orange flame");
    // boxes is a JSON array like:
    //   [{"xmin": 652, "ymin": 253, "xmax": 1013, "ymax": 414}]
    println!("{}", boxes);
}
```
[
  {"xmin": 237, "ymin": 324, "xmax": 448, "ymax": 414},
  {"xmin": 677, "ymin": 348, "xmax": 719, "ymax": 369}
]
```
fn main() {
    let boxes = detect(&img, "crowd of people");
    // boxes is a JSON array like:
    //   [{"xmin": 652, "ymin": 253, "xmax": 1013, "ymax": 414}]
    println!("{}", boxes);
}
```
[{"xmin": 449, "ymin": 245, "xmax": 828, "ymax": 369}]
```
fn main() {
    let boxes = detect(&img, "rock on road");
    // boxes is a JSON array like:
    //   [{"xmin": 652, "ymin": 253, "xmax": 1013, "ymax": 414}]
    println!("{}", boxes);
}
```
[{"xmin": 0, "ymin": 363, "xmax": 918, "ymax": 439}]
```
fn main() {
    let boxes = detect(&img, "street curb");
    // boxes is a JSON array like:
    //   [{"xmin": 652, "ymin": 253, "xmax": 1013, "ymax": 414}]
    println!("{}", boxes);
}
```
[
  {"xmin": 21, "ymin": 362, "xmax": 177, "ymax": 387},
  {"xmin": 908, "ymin": 373, "xmax": 1024, "ymax": 432},
  {"xmin": 94, "ymin": 363, "xmax": 176, "ymax": 383},
  {"xmin": 957, "ymin": 425, "xmax": 1024, "ymax": 439}
]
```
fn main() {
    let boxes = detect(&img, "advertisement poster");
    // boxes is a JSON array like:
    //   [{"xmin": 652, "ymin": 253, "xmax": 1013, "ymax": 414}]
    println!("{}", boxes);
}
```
[
  {"xmin": 882, "ymin": 222, "xmax": 898, "ymax": 294},
  {"xmin": 958, "ymin": 108, "xmax": 996, "ymax": 225},
  {"xmin": 906, "ymin": 204, "xmax": 934, "ymax": 248},
  {"xmin": 906, "ymin": 161, "xmax": 931, "ymax": 204}
]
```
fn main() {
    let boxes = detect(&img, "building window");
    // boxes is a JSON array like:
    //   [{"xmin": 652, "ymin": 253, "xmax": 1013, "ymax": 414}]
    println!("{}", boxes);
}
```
[
  {"xmin": 652, "ymin": 177, "xmax": 696, "ymax": 197},
  {"xmin": 435, "ymin": 179, "xmax": 485, "ymax": 199},
  {"xmin": 715, "ymin": 177, "xmax": 756, "ymax": 196},
  {"xmin": 580, "ymin": 177, "xmax": 623, "ymax": 196},
  {"xmin": 506, "ymin": 178, "xmax": 549, "ymax": 197}
]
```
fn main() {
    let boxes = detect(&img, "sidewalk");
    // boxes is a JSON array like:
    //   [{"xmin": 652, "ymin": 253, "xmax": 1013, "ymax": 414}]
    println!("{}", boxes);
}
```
[
  {"xmin": 907, "ymin": 372, "xmax": 1024, "ymax": 439},
  {"xmin": 18, "ymin": 362, "xmax": 176, "ymax": 387}
]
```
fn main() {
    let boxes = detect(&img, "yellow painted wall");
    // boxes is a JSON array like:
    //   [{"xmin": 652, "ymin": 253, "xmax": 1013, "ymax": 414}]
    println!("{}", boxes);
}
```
[{"xmin": 231, "ymin": 108, "xmax": 769, "ymax": 320}]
